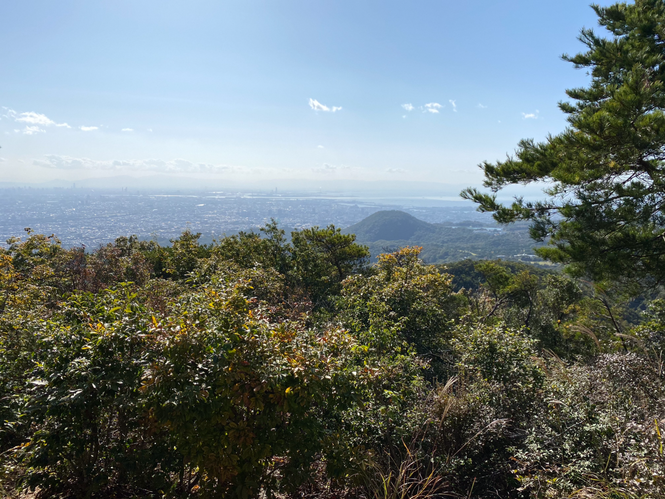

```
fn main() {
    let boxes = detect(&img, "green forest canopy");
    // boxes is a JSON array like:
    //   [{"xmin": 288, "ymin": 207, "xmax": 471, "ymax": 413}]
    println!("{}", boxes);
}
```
[{"xmin": 0, "ymin": 222, "xmax": 664, "ymax": 498}]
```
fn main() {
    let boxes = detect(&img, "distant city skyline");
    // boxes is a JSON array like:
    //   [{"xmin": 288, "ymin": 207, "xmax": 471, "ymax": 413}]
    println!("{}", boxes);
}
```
[
  {"xmin": 0, "ymin": 187, "xmax": 497, "ymax": 249},
  {"xmin": 1, "ymin": 0, "xmax": 616, "ymax": 192}
]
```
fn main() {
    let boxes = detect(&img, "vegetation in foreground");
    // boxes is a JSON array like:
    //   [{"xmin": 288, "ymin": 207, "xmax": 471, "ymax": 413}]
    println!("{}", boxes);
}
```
[{"xmin": 0, "ymin": 223, "xmax": 664, "ymax": 498}]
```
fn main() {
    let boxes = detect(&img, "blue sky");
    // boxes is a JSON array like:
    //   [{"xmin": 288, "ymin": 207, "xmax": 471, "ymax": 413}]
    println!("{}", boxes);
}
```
[{"xmin": 0, "ymin": 0, "xmax": 617, "ymax": 191}]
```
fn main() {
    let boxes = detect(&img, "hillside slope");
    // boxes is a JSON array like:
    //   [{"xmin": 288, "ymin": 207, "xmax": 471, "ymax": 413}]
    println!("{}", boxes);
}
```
[
  {"xmin": 344, "ymin": 210, "xmax": 543, "ymax": 264},
  {"xmin": 343, "ymin": 210, "xmax": 436, "ymax": 241}
]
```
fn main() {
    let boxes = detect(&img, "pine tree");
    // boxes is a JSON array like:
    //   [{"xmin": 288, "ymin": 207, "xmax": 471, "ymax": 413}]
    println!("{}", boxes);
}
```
[{"xmin": 462, "ymin": 0, "xmax": 665, "ymax": 283}]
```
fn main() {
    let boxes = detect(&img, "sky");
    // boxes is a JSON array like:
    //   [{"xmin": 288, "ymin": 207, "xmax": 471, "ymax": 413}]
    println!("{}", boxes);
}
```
[{"xmin": 0, "ymin": 0, "xmax": 618, "ymax": 193}]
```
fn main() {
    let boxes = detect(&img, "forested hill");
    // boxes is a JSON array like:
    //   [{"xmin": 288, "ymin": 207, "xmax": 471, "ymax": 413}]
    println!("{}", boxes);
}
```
[
  {"xmin": 344, "ymin": 209, "xmax": 544, "ymax": 264},
  {"xmin": 343, "ymin": 210, "xmax": 436, "ymax": 241}
]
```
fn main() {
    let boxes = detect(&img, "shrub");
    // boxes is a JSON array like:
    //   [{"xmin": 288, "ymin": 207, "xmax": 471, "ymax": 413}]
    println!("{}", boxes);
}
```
[
  {"xmin": 514, "ymin": 353, "xmax": 665, "ymax": 498},
  {"xmin": 339, "ymin": 247, "xmax": 465, "ymax": 379},
  {"xmin": 13, "ymin": 286, "xmax": 177, "ymax": 498}
]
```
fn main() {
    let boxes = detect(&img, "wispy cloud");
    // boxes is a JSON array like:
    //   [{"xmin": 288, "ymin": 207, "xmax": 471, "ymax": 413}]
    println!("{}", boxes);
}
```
[
  {"xmin": 22, "ymin": 126, "xmax": 45, "ymax": 135},
  {"xmin": 424, "ymin": 103, "xmax": 442, "ymax": 113},
  {"xmin": 147, "ymin": 128, "xmax": 153, "ymax": 132},
  {"xmin": 401, "ymin": 103, "xmax": 414, "ymax": 112},
  {"xmin": 386, "ymin": 168, "xmax": 406, "ymax": 174},
  {"xmin": 2, "ymin": 109, "xmax": 17, "ymax": 121},
  {"xmin": 317, "ymin": 145, "xmax": 325, "ymax": 149},
  {"xmin": 309, "ymin": 98, "xmax": 342, "ymax": 112},
  {"xmin": 522, "ymin": 110, "xmax": 539, "ymax": 119},
  {"xmin": 449, "ymin": 100, "xmax": 457, "ymax": 112},
  {"xmin": 3, "ymin": 109, "xmax": 71, "ymax": 129},
  {"xmin": 16, "ymin": 112, "xmax": 55, "ymax": 126},
  {"xmin": 79, "ymin": 126, "xmax": 99, "ymax": 131},
  {"xmin": 477, "ymin": 103, "xmax": 487, "ymax": 109},
  {"xmin": 33, "ymin": 155, "xmax": 243, "ymax": 174},
  {"xmin": 121, "ymin": 128, "xmax": 134, "ymax": 132}
]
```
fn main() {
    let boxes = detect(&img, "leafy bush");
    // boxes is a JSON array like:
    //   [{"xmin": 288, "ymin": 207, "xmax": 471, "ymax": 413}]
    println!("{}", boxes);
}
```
[
  {"xmin": 143, "ymin": 275, "xmax": 370, "ymax": 497},
  {"xmin": 2, "ymin": 253, "xmax": 425, "ymax": 498},
  {"xmin": 514, "ymin": 353, "xmax": 665, "ymax": 498},
  {"xmin": 13, "ymin": 286, "xmax": 177, "ymax": 498},
  {"xmin": 339, "ymin": 247, "xmax": 465, "ymax": 379}
]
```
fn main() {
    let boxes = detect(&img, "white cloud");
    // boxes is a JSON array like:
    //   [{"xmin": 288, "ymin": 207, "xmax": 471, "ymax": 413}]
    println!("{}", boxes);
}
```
[
  {"xmin": 401, "ymin": 103, "xmax": 414, "ymax": 112},
  {"xmin": 477, "ymin": 103, "xmax": 487, "ymax": 109},
  {"xmin": 424, "ymin": 102, "xmax": 442, "ymax": 113},
  {"xmin": 309, "ymin": 98, "xmax": 342, "ymax": 112},
  {"xmin": 16, "ymin": 112, "xmax": 54, "ymax": 126},
  {"xmin": 79, "ymin": 126, "xmax": 99, "ymax": 131},
  {"xmin": 449, "ymin": 100, "xmax": 457, "ymax": 112},
  {"xmin": 147, "ymin": 128, "xmax": 153, "ymax": 132},
  {"xmin": 522, "ymin": 110, "xmax": 539, "ymax": 119},
  {"xmin": 121, "ymin": 128, "xmax": 134, "ymax": 132},
  {"xmin": 33, "ymin": 155, "xmax": 242, "ymax": 174},
  {"xmin": 3, "ymin": 109, "xmax": 70, "ymax": 129},
  {"xmin": 3, "ymin": 109, "xmax": 18, "ymax": 120},
  {"xmin": 309, "ymin": 99, "xmax": 327, "ymax": 111},
  {"xmin": 0, "ymin": 157, "xmax": 6, "ymax": 162},
  {"xmin": 386, "ymin": 168, "xmax": 406, "ymax": 174},
  {"xmin": 317, "ymin": 145, "xmax": 325, "ymax": 149},
  {"xmin": 23, "ymin": 126, "xmax": 45, "ymax": 135}
]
